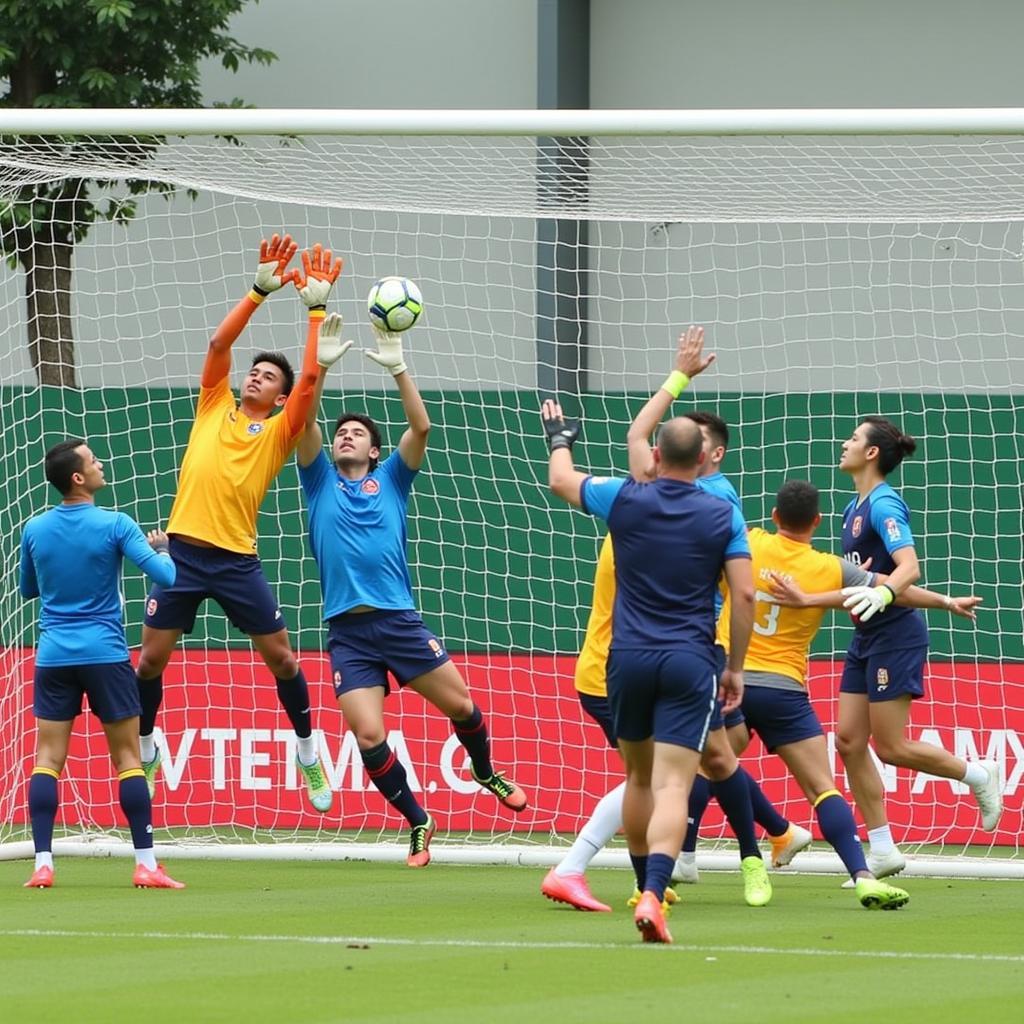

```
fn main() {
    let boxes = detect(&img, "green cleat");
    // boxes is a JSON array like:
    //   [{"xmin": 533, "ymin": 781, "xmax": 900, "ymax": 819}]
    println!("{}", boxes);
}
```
[
  {"xmin": 856, "ymin": 877, "xmax": 910, "ymax": 910},
  {"xmin": 141, "ymin": 746, "xmax": 162, "ymax": 799},
  {"xmin": 741, "ymin": 855, "xmax": 773, "ymax": 907},
  {"xmin": 470, "ymin": 767, "xmax": 528, "ymax": 812},
  {"xmin": 627, "ymin": 886, "xmax": 678, "ymax": 911},
  {"xmin": 295, "ymin": 755, "xmax": 333, "ymax": 814}
]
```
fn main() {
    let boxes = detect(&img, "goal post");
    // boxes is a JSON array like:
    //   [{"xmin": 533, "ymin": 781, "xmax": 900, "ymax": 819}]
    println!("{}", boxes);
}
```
[{"xmin": 0, "ymin": 109, "xmax": 1021, "ymax": 876}]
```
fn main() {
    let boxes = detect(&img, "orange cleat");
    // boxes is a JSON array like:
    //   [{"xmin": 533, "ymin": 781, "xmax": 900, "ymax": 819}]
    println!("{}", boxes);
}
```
[
  {"xmin": 633, "ymin": 890, "xmax": 673, "ymax": 944},
  {"xmin": 133, "ymin": 863, "xmax": 185, "ymax": 889},
  {"xmin": 471, "ymin": 768, "xmax": 528, "ymax": 812},
  {"xmin": 541, "ymin": 868, "xmax": 612, "ymax": 912},
  {"xmin": 23, "ymin": 865, "xmax": 53, "ymax": 889},
  {"xmin": 407, "ymin": 815, "xmax": 436, "ymax": 868}
]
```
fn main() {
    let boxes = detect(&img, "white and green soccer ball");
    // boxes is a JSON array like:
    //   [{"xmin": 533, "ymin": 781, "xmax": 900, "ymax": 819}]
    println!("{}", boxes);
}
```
[{"xmin": 367, "ymin": 276, "xmax": 423, "ymax": 333}]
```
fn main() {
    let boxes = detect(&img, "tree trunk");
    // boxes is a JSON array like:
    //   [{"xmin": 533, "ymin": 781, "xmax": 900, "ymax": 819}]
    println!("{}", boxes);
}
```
[{"xmin": 25, "ymin": 237, "xmax": 77, "ymax": 388}]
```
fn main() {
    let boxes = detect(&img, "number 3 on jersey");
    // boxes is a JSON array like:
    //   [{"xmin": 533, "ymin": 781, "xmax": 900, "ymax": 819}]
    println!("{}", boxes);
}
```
[{"xmin": 753, "ymin": 589, "xmax": 781, "ymax": 637}]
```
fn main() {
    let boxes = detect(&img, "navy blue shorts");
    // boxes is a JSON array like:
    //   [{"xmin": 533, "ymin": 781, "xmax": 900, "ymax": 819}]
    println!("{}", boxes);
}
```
[
  {"xmin": 327, "ymin": 609, "xmax": 450, "ymax": 696},
  {"xmin": 34, "ymin": 660, "xmax": 141, "ymax": 723},
  {"xmin": 577, "ymin": 692, "xmax": 617, "ymax": 749},
  {"xmin": 741, "ymin": 685, "xmax": 824, "ymax": 753},
  {"xmin": 707, "ymin": 644, "xmax": 745, "ymax": 732},
  {"xmin": 606, "ymin": 647, "xmax": 718, "ymax": 751},
  {"xmin": 840, "ymin": 645, "xmax": 927, "ymax": 703},
  {"xmin": 144, "ymin": 537, "xmax": 286, "ymax": 636}
]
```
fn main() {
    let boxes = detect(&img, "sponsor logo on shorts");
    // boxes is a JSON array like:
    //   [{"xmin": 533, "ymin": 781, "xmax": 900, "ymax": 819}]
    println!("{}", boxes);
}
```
[
  {"xmin": 876, "ymin": 667, "xmax": 889, "ymax": 691},
  {"xmin": 333, "ymin": 671, "xmax": 342, "ymax": 687},
  {"xmin": 275, "ymin": 609, "xmax": 282, "ymax": 619},
  {"xmin": 147, "ymin": 598, "xmax": 158, "ymax": 616},
  {"xmin": 428, "ymin": 638, "xmax": 444, "ymax": 658},
  {"xmin": 851, "ymin": 515, "xmax": 863, "ymax": 538},
  {"xmin": 247, "ymin": 422, "xmax": 263, "ymax": 435},
  {"xmin": 884, "ymin": 516, "xmax": 901, "ymax": 542},
  {"xmin": 361, "ymin": 478, "xmax": 380, "ymax": 495}
]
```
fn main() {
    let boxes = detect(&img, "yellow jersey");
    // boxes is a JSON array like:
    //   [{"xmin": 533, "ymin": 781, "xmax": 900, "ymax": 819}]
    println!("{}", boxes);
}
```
[
  {"xmin": 717, "ymin": 527, "xmax": 850, "ymax": 687},
  {"xmin": 574, "ymin": 534, "xmax": 615, "ymax": 697},
  {"xmin": 166, "ymin": 377, "xmax": 300, "ymax": 554}
]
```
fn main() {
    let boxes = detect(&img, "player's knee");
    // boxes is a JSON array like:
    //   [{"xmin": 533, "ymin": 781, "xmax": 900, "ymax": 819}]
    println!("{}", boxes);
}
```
[
  {"xmin": 701, "ymin": 746, "xmax": 736, "ymax": 780},
  {"xmin": 835, "ymin": 731, "xmax": 865, "ymax": 761},
  {"xmin": 264, "ymin": 651, "xmax": 298, "ymax": 678},
  {"xmin": 871, "ymin": 737, "xmax": 906, "ymax": 766},
  {"xmin": 136, "ymin": 651, "xmax": 169, "ymax": 679}
]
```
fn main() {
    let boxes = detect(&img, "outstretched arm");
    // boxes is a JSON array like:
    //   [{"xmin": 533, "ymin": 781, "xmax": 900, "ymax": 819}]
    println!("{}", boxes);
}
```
[
  {"xmin": 364, "ymin": 328, "xmax": 431, "ymax": 470},
  {"xmin": 284, "ymin": 244, "xmax": 344, "ymax": 438},
  {"xmin": 297, "ymin": 312, "xmax": 353, "ymax": 468},
  {"xmin": 626, "ymin": 325, "xmax": 715, "ymax": 478},
  {"xmin": 542, "ymin": 400, "xmax": 587, "ymax": 507},
  {"xmin": 202, "ymin": 233, "xmax": 298, "ymax": 389}
]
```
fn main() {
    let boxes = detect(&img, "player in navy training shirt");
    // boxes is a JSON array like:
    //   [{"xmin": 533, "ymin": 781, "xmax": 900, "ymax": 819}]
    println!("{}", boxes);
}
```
[
  {"xmin": 295, "ymin": 313, "xmax": 527, "ymax": 868},
  {"xmin": 544, "ymin": 401, "xmax": 755, "ymax": 944},
  {"xmin": 831, "ymin": 417, "xmax": 1003, "ymax": 874},
  {"xmin": 18, "ymin": 439, "xmax": 184, "ymax": 889}
]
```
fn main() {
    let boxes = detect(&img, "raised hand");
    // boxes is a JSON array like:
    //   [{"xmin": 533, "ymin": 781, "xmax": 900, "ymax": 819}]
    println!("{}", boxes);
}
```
[
  {"xmin": 947, "ymin": 595, "xmax": 983, "ymax": 621},
  {"xmin": 253, "ymin": 233, "xmax": 299, "ymax": 294},
  {"xmin": 675, "ymin": 324, "xmax": 715, "ymax": 379},
  {"xmin": 365, "ymin": 326, "xmax": 407, "ymax": 377},
  {"xmin": 294, "ymin": 243, "xmax": 344, "ymax": 309},
  {"xmin": 317, "ymin": 312, "xmax": 354, "ymax": 369},
  {"xmin": 541, "ymin": 399, "xmax": 581, "ymax": 452},
  {"xmin": 146, "ymin": 528, "xmax": 170, "ymax": 553}
]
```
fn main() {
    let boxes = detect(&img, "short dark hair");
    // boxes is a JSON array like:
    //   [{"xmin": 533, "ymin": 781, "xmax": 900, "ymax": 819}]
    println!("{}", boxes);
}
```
[
  {"xmin": 656, "ymin": 417, "xmax": 704, "ymax": 469},
  {"xmin": 250, "ymin": 352, "xmax": 295, "ymax": 396},
  {"xmin": 684, "ymin": 410, "xmax": 729, "ymax": 451},
  {"xmin": 862, "ymin": 415, "xmax": 916, "ymax": 476},
  {"xmin": 44, "ymin": 438, "xmax": 86, "ymax": 496},
  {"xmin": 334, "ymin": 412, "xmax": 383, "ymax": 472},
  {"xmin": 775, "ymin": 479, "xmax": 820, "ymax": 530}
]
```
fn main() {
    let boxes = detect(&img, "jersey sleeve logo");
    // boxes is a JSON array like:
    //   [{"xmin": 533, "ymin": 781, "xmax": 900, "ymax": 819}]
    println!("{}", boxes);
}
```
[
  {"xmin": 851, "ymin": 515, "xmax": 863, "ymax": 537},
  {"xmin": 884, "ymin": 516, "xmax": 901, "ymax": 542},
  {"xmin": 361, "ymin": 478, "xmax": 380, "ymax": 495},
  {"xmin": 246, "ymin": 422, "xmax": 264, "ymax": 435}
]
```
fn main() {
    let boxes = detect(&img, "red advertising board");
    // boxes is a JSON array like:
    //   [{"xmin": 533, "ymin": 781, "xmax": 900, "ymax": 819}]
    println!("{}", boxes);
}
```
[{"xmin": 2, "ymin": 649, "xmax": 1021, "ymax": 846}]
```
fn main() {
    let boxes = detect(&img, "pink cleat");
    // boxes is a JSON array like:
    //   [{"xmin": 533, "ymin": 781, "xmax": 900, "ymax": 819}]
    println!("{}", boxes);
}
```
[
  {"xmin": 634, "ymin": 890, "xmax": 673, "ymax": 944},
  {"xmin": 133, "ymin": 863, "xmax": 185, "ymax": 889},
  {"xmin": 541, "ymin": 868, "xmax": 612, "ymax": 912},
  {"xmin": 23, "ymin": 865, "xmax": 53, "ymax": 889}
]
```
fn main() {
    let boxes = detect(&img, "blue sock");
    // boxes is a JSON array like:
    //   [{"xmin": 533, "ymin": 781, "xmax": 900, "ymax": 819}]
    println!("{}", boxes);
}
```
[
  {"xmin": 118, "ymin": 771, "xmax": 154, "ymax": 850},
  {"xmin": 644, "ymin": 853, "xmax": 675, "ymax": 903},
  {"xmin": 452, "ymin": 705, "xmax": 493, "ymax": 780},
  {"xmin": 815, "ymin": 792, "xmax": 868, "ymax": 877},
  {"xmin": 743, "ymin": 767, "xmax": 790, "ymax": 837},
  {"xmin": 711, "ymin": 768, "xmax": 760, "ymax": 859},
  {"xmin": 137, "ymin": 671, "xmax": 163, "ymax": 737},
  {"xmin": 629, "ymin": 853, "xmax": 648, "ymax": 891},
  {"xmin": 683, "ymin": 774, "xmax": 711, "ymax": 852},
  {"xmin": 275, "ymin": 668, "xmax": 312, "ymax": 739},
  {"xmin": 361, "ymin": 741, "xmax": 428, "ymax": 827},
  {"xmin": 28, "ymin": 769, "xmax": 58, "ymax": 854}
]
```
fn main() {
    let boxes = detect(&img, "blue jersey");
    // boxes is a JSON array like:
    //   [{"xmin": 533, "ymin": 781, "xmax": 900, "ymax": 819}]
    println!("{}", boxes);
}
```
[
  {"xmin": 582, "ymin": 475, "xmax": 750, "ymax": 651},
  {"xmin": 19, "ymin": 503, "xmax": 176, "ymax": 666},
  {"xmin": 696, "ymin": 472, "xmax": 742, "ymax": 617},
  {"xmin": 841, "ymin": 482, "xmax": 928, "ymax": 650},
  {"xmin": 299, "ymin": 449, "xmax": 417, "ymax": 619}
]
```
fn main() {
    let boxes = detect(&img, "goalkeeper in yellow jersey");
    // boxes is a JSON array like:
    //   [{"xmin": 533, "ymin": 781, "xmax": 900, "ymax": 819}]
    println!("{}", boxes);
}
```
[{"xmin": 135, "ymin": 236, "xmax": 341, "ymax": 814}]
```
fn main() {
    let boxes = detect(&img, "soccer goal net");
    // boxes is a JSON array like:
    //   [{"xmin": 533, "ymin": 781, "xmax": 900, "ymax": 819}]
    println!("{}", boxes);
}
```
[{"xmin": 0, "ymin": 110, "xmax": 1020, "ymax": 875}]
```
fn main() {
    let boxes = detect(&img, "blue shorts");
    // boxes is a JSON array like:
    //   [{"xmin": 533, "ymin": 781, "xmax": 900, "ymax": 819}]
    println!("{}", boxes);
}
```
[
  {"xmin": 577, "ymin": 692, "xmax": 617, "ymax": 749},
  {"xmin": 707, "ymin": 644, "xmax": 745, "ymax": 732},
  {"xmin": 327, "ymin": 609, "xmax": 450, "ymax": 696},
  {"xmin": 606, "ymin": 647, "xmax": 718, "ymax": 751},
  {"xmin": 34, "ymin": 660, "xmax": 141, "ymax": 723},
  {"xmin": 840, "ymin": 645, "xmax": 927, "ymax": 703},
  {"xmin": 144, "ymin": 537, "xmax": 286, "ymax": 636},
  {"xmin": 741, "ymin": 686, "xmax": 824, "ymax": 753}
]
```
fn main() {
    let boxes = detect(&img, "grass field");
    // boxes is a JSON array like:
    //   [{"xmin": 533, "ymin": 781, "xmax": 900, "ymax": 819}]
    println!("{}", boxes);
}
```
[{"xmin": 1, "ymin": 858, "xmax": 1022, "ymax": 1024}]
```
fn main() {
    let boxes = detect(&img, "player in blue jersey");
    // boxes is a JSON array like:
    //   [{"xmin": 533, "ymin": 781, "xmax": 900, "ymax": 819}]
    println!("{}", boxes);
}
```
[
  {"xmin": 545, "ymin": 398, "xmax": 755, "ymax": 944},
  {"xmin": 296, "ymin": 313, "xmax": 528, "ymax": 867},
  {"xmin": 18, "ymin": 439, "xmax": 184, "ymax": 889},
  {"xmin": 806, "ymin": 417, "xmax": 1003, "ymax": 874}
]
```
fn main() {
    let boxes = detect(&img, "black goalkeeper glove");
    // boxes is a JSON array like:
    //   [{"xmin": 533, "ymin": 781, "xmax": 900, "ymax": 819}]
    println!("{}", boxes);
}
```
[{"xmin": 544, "ymin": 414, "xmax": 581, "ymax": 452}]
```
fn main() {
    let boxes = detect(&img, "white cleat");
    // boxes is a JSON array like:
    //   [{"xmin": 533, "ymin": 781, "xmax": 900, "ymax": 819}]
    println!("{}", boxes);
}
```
[
  {"xmin": 770, "ymin": 824, "xmax": 813, "ymax": 868},
  {"xmin": 671, "ymin": 851, "xmax": 699, "ymax": 884},
  {"xmin": 971, "ymin": 760, "xmax": 1003, "ymax": 833},
  {"xmin": 842, "ymin": 847, "xmax": 906, "ymax": 888}
]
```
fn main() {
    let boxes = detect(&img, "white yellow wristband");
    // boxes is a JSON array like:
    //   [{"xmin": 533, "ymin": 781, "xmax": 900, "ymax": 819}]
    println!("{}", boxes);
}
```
[{"xmin": 661, "ymin": 370, "xmax": 690, "ymax": 399}]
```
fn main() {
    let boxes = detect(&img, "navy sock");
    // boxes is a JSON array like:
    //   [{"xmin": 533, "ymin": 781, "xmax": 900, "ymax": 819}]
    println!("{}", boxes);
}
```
[
  {"xmin": 683, "ymin": 774, "xmax": 711, "ymax": 852},
  {"xmin": 743, "ymin": 767, "xmax": 790, "ymax": 837},
  {"xmin": 711, "ymin": 768, "xmax": 760, "ymax": 859},
  {"xmin": 137, "ymin": 671, "xmax": 163, "ymax": 738},
  {"xmin": 119, "ymin": 771, "xmax": 154, "ymax": 850},
  {"xmin": 644, "ymin": 853, "xmax": 676, "ymax": 903},
  {"xmin": 361, "ymin": 741, "xmax": 428, "ymax": 827},
  {"xmin": 815, "ymin": 792, "xmax": 868, "ymax": 877},
  {"xmin": 28, "ymin": 770, "xmax": 58, "ymax": 854},
  {"xmin": 629, "ymin": 853, "xmax": 648, "ymax": 891},
  {"xmin": 452, "ymin": 705, "xmax": 493, "ymax": 780},
  {"xmin": 275, "ymin": 668, "xmax": 312, "ymax": 739}
]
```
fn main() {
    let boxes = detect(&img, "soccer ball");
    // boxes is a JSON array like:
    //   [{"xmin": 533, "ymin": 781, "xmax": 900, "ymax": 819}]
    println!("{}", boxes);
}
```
[{"xmin": 367, "ymin": 276, "xmax": 423, "ymax": 333}]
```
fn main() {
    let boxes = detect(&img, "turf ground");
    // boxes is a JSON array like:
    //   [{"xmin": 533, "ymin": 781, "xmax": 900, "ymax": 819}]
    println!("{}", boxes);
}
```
[{"xmin": 1, "ymin": 859, "xmax": 1022, "ymax": 1024}]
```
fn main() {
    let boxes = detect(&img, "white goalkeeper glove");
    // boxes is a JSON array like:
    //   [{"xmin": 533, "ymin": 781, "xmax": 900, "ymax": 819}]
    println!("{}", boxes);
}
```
[
  {"xmin": 252, "ymin": 233, "xmax": 299, "ymax": 295},
  {"xmin": 841, "ymin": 584, "xmax": 896, "ymax": 622},
  {"xmin": 295, "ymin": 243, "xmax": 343, "ymax": 310},
  {"xmin": 317, "ymin": 312, "xmax": 353, "ymax": 369},
  {"xmin": 365, "ymin": 327, "xmax": 407, "ymax": 377}
]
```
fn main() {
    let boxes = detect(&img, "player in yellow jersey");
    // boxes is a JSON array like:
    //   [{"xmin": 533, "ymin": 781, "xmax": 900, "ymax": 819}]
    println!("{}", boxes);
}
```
[{"xmin": 134, "ymin": 235, "xmax": 341, "ymax": 813}]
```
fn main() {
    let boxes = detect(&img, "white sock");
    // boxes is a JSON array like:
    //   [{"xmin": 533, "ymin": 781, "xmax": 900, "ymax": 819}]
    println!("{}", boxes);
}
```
[
  {"xmin": 961, "ymin": 762, "xmax": 988, "ymax": 788},
  {"xmin": 139, "ymin": 733, "xmax": 157, "ymax": 763},
  {"xmin": 867, "ymin": 825, "xmax": 895, "ymax": 855},
  {"xmin": 555, "ymin": 782, "xmax": 625, "ymax": 877},
  {"xmin": 677, "ymin": 851, "xmax": 697, "ymax": 866},
  {"xmin": 135, "ymin": 848, "xmax": 158, "ymax": 871},
  {"xmin": 35, "ymin": 851, "xmax": 53, "ymax": 871},
  {"xmin": 296, "ymin": 734, "xmax": 317, "ymax": 766}
]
